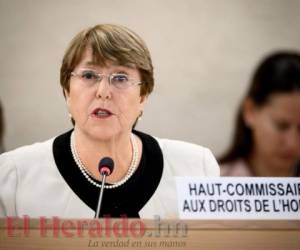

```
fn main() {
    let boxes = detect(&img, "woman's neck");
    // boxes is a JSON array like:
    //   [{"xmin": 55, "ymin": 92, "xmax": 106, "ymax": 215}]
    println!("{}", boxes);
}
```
[
  {"xmin": 248, "ymin": 151, "xmax": 293, "ymax": 177},
  {"xmin": 74, "ymin": 129, "xmax": 135, "ymax": 183}
]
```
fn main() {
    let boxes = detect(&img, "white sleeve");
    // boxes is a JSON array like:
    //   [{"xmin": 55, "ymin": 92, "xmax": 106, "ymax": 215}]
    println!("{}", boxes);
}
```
[
  {"xmin": 202, "ymin": 148, "xmax": 220, "ymax": 176},
  {"xmin": 0, "ymin": 153, "xmax": 17, "ymax": 217}
]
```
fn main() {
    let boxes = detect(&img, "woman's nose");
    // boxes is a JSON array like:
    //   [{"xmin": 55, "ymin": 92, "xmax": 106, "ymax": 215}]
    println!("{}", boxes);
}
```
[{"xmin": 95, "ymin": 77, "xmax": 112, "ymax": 100}]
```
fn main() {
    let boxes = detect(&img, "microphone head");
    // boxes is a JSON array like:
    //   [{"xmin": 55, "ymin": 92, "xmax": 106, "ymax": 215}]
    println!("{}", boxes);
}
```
[{"xmin": 98, "ymin": 157, "xmax": 114, "ymax": 176}]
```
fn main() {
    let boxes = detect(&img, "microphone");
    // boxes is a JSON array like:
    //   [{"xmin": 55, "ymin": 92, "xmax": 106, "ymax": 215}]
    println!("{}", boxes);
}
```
[{"xmin": 95, "ymin": 157, "xmax": 114, "ymax": 218}]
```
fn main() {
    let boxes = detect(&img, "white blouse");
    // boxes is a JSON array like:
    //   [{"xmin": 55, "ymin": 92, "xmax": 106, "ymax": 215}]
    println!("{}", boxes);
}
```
[{"xmin": 0, "ymin": 135, "xmax": 219, "ymax": 219}]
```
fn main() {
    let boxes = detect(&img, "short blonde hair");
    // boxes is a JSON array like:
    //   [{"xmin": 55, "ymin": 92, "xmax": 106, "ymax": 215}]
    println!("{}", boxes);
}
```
[{"xmin": 60, "ymin": 24, "xmax": 154, "ymax": 97}]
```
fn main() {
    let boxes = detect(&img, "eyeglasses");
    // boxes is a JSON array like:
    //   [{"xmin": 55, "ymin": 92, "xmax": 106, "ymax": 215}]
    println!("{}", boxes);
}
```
[{"xmin": 70, "ymin": 69, "xmax": 143, "ymax": 90}]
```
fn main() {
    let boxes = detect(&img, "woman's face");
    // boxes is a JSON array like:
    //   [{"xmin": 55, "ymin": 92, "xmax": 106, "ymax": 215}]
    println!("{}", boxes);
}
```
[
  {"xmin": 65, "ymin": 48, "xmax": 147, "ymax": 141},
  {"xmin": 244, "ymin": 92, "xmax": 300, "ymax": 172}
]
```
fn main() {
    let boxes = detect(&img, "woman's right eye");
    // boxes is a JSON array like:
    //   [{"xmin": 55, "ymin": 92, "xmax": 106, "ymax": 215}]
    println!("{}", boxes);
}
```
[
  {"xmin": 82, "ymin": 71, "xmax": 97, "ymax": 80},
  {"xmin": 274, "ymin": 121, "xmax": 290, "ymax": 131}
]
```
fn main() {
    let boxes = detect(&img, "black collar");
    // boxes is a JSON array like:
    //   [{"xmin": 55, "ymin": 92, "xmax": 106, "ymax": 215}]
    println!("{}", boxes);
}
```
[{"xmin": 52, "ymin": 130, "xmax": 163, "ymax": 218}]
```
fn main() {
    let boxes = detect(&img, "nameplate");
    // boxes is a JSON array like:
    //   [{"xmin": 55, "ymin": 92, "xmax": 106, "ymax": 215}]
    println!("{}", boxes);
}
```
[{"xmin": 175, "ymin": 177, "xmax": 300, "ymax": 220}]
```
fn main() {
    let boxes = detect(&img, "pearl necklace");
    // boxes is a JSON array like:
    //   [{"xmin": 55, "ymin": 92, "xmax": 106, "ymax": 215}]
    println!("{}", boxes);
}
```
[{"xmin": 70, "ymin": 131, "xmax": 139, "ymax": 189}]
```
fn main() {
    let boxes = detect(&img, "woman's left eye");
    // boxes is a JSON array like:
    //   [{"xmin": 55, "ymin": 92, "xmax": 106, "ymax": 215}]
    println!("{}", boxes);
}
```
[{"xmin": 112, "ymin": 74, "xmax": 128, "ymax": 82}]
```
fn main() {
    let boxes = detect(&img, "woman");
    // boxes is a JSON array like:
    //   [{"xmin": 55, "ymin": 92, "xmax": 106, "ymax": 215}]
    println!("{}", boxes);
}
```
[
  {"xmin": 219, "ymin": 51, "xmax": 300, "ymax": 177},
  {"xmin": 0, "ymin": 24, "xmax": 219, "ymax": 218}
]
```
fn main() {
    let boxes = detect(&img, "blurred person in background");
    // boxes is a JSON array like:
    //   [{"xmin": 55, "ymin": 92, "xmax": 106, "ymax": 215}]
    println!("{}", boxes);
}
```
[
  {"xmin": 219, "ymin": 51, "xmax": 300, "ymax": 177},
  {"xmin": 0, "ymin": 100, "xmax": 4, "ymax": 154}
]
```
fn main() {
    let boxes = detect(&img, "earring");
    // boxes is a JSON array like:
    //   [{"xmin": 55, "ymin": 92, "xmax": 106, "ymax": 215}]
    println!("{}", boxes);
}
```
[
  {"xmin": 68, "ymin": 113, "xmax": 72, "ymax": 118},
  {"xmin": 138, "ymin": 111, "xmax": 143, "ymax": 121}
]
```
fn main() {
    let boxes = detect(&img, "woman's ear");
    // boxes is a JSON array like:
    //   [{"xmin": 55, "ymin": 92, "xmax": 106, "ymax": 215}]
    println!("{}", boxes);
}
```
[
  {"xmin": 139, "ymin": 94, "xmax": 148, "ymax": 108},
  {"xmin": 242, "ymin": 98, "xmax": 257, "ymax": 128},
  {"xmin": 64, "ymin": 89, "xmax": 70, "ymax": 105},
  {"xmin": 63, "ymin": 89, "xmax": 72, "ymax": 118}
]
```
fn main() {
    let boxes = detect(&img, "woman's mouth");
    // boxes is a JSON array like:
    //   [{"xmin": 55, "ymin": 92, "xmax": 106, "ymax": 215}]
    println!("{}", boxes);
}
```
[{"xmin": 91, "ymin": 108, "xmax": 113, "ymax": 119}]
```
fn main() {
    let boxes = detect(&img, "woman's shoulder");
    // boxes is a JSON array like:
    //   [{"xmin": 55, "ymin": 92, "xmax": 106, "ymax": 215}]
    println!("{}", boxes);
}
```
[
  {"xmin": 134, "ymin": 130, "xmax": 211, "ymax": 158},
  {"xmin": 156, "ymin": 137, "xmax": 208, "ymax": 155},
  {"xmin": 0, "ymin": 137, "xmax": 54, "ymax": 169},
  {"xmin": 155, "ymin": 137, "xmax": 220, "ymax": 176}
]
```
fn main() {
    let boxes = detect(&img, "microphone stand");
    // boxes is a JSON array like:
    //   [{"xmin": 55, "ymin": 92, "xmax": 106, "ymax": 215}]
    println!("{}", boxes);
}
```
[{"xmin": 95, "ymin": 174, "xmax": 107, "ymax": 218}]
